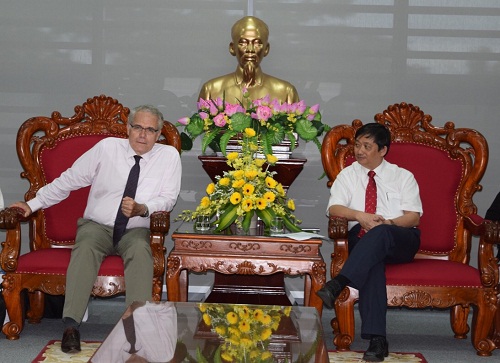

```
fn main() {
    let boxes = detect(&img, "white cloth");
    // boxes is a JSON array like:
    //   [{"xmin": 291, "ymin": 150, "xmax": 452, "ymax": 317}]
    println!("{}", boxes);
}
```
[
  {"xmin": 327, "ymin": 159, "xmax": 423, "ymax": 230},
  {"xmin": 27, "ymin": 138, "xmax": 182, "ymax": 228},
  {"xmin": 0, "ymin": 187, "xmax": 4, "ymax": 209},
  {"xmin": 91, "ymin": 301, "xmax": 178, "ymax": 363}
]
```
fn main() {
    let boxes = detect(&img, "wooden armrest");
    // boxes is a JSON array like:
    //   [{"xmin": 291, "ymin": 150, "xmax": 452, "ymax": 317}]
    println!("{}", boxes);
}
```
[
  {"xmin": 328, "ymin": 215, "xmax": 350, "ymax": 278},
  {"xmin": 328, "ymin": 215, "xmax": 349, "ymax": 239},
  {"xmin": 0, "ymin": 207, "xmax": 26, "ymax": 272},
  {"xmin": 0, "ymin": 207, "xmax": 26, "ymax": 230},
  {"xmin": 149, "ymin": 211, "xmax": 171, "ymax": 237}
]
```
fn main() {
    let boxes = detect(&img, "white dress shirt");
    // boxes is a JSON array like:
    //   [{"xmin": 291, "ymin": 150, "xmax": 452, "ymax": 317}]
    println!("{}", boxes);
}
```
[
  {"xmin": 327, "ymin": 159, "xmax": 423, "ymax": 230},
  {"xmin": 0, "ymin": 187, "xmax": 4, "ymax": 209},
  {"xmin": 27, "ymin": 137, "xmax": 182, "ymax": 229}
]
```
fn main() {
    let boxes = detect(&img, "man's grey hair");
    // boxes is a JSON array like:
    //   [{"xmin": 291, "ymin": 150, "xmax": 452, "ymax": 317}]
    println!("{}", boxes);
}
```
[{"xmin": 129, "ymin": 105, "xmax": 164, "ymax": 131}]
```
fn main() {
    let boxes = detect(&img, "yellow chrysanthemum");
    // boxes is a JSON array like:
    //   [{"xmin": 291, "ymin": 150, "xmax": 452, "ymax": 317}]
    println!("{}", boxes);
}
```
[
  {"xmin": 238, "ymin": 320, "xmax": 251, "ymax": 333},
  {"xmin": 200, "ymin": 196, "xmax": 210, "ymax": 208},
  {"xmin": 256, "ymin": 198, "xmax": 267, "ymax": 210},
  {"xmin": 239, "ymin": 338, "xmax": 253, "ymax": 348},
  {"xmin": 244, "ymin": 169, "xmax": 258, "ymax": 180},
  {"xmin": 263, "ymin": 191, "xmax": 275, "ymax": 203},
  {"xmin": 232, "ymin": 179, "xmax": 245, "ymax": 189},
  {"xmin": 242, "ymin": 198, "xmax": 253, "ymax": 212},
  {"xmin": 227, "ymin": 152, "xmax": 239, "ymax": 161},
  {"xmin": 261, "ymin": 351, "xmax": 273, "ymax": 360},
  {"xmin": 242, "ymin": 183, "xmax": 255, "ymax": 195},
  {"xmin": 260, "ymin": 327, "xmax": 273, "ymax": 341},
  {"xmin": 266, "ymin": 154, "xmax": 278, "ymax": 164},
  {"xmin": 202, "ymin": 313, "xmax": 211, "ymax": 326},
  {"xmin": 244, "ymin": 127, "xmax": 256, "ymax": 137},
  {"xmin": 219, "ymin": 177, "xmax": 230, "ymax": 186},
  {"xmin": 254, "ymin": 158, "xmax": 266, "ymax": 167},
  {"xmin": 233, "ymin": 170, "xmax": 245, "ymax": 179},
  {"xmin": 287, "ymin": 199, "xmax": 296, "ymax": 210},
  {"xmin": 221, "ymin": 351, "xmax": 235, "ymax": 362},
  {"xmin": 276, "ymin": 183, "xmax": 285, "ymax": 196},
  {"xmin": 265, "ymin": 176, "xmax": 277, "ymax": 189},
  {"xmin": 261, "ymin": 314, "xmax": 272, "ymax": 325},
  {"xmin": 215, "ymin": 325, "xmax": 227, "ymax": 336},
  {"xmin": 230, "ymin": 192, "xmax": 242, "ymax": 205},
  {"xmin": 226, "ymin": 311, "xmax": 239, "ymax": 324},
  {"xmin": 206, "ymin": 183, "xmax": 215, "ymax": 195}
]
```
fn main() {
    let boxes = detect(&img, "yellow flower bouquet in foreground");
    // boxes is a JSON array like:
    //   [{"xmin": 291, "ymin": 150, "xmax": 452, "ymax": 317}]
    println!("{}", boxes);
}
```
[
  {"xmin": 196, "ymin": 303, "xmax": 292, "ymax": 363},
  {"xmin": 177, "ymin": 129, "xmax": 302, "ymax": 233}
]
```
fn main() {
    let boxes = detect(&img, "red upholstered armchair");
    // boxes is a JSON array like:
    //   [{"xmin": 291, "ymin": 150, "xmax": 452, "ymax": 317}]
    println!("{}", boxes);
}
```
[
  {"xmin": 321, "ymin": 102, "xmax": 498, "ymax": 356},
  {"xmin": 0, "ymin": 95, "xmax": 181, "ymax": 340}
]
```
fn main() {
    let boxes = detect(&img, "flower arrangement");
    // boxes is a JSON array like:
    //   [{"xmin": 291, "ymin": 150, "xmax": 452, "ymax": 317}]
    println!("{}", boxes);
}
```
[
  {"xmin": 177, "ymin": 128, "xmax": 302, "ymax": 234},
  {"xmin": 176, "ymin": 91, "xmax": 329, "ymax": 156},
  {"xmin": 195, "ymin": 303, "xmax": 292, "ymax": 363}
]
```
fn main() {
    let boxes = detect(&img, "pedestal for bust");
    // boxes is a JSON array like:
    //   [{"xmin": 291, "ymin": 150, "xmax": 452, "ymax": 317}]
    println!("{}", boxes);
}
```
[{"xmin": 198, "ymin": 155, "xmax": 307, "ymax": 305}]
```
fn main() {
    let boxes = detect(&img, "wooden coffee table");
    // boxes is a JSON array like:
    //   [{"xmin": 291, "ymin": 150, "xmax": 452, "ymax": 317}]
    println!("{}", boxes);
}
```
[{"xmin": 166, "ymin": 222, "xmax": 326, "ymax": 314}]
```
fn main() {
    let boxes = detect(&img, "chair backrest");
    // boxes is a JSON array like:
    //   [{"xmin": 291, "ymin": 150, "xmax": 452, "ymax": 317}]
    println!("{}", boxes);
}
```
[
  {"xmin": 321, "ymin": 102, "xmax": 488, "ymax": 261},
  {"xmin": 18, "ymin": 95, "xmax": 181, "ymax": 250}
]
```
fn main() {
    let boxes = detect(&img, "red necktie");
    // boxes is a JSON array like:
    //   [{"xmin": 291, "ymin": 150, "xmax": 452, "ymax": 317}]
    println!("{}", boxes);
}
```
[{"xmin": 358, "ymin": 170, "xmax": 377, "ymax": 237}]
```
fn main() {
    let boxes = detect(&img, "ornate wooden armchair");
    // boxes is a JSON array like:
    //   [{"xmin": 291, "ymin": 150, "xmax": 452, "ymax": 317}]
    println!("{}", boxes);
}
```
[
  {"xmin": 0, "ymin": 95, "xmax": 181, "ymax": 340},
  {"xmin": 321, "ymin": 102, "xmax": 498, "ymax": 356}
]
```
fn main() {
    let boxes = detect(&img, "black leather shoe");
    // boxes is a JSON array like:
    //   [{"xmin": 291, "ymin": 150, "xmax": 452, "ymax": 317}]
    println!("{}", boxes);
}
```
[
  {"xmin": 61, "ymin": 327, "xmax": 81, "ymax": 353},
  {"xmin": 363, "ymin": 336, "xmax": 389, "ymax": 362},
  {"xmin": 316, "ymin": 279, "xmax": 343, "ymax": 309}
]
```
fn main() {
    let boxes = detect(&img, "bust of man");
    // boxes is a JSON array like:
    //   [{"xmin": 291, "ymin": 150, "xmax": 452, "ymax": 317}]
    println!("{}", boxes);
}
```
[{"xmin": 198, "ymin": 16, "xmax": 299, "ymax": 104}]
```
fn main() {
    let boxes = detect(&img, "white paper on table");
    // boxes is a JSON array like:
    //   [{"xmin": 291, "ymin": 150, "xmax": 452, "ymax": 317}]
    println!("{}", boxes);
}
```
[{"xmin": 273, "ymin": 232, "xmax": 327, "ymax": 241}]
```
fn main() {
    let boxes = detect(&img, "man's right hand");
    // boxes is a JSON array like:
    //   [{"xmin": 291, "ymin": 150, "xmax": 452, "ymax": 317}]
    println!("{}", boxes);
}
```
[{"xmin": 9, "ymin": 201, "xmax": 32, "ymax": 218}]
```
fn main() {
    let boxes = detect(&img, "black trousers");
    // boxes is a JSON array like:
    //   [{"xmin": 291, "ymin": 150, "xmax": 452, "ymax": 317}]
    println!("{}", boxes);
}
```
[{"xmin": 341, "ymin": 223, "xmax": 421, "ymax": 339}]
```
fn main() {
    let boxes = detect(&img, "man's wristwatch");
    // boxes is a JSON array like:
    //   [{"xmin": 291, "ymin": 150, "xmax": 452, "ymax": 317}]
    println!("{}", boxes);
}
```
[{"xmin": 142, "ymin": 204, "xmax": 149, "ymax": 218}]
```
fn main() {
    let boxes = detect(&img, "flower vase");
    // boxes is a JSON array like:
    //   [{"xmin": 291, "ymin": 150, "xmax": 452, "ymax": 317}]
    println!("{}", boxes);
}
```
[{"xmin": 232, "ymin": 213, "xmax": 258, "ymax": 235}]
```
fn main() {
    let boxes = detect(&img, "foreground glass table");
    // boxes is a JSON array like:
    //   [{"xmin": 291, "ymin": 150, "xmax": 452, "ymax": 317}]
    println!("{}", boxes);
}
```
[{"xmin": 90, "ymin": 301, "xmax": 328, "ymax": 363}]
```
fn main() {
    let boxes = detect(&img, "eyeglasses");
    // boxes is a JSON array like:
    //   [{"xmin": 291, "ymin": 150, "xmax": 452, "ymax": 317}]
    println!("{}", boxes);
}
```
[{"xmin": 129, "ymin": 123, "xmax": 159, "ymax": 135}]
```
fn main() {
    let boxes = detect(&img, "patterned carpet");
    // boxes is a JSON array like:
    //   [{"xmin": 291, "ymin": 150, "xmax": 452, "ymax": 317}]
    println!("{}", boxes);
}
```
[{"xmin": 33, "ymin": 341, "xmax": 428, "ymax": 363}]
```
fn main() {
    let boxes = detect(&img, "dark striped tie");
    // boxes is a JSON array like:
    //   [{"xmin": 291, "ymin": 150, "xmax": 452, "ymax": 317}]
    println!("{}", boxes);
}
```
[{"xmin": 113, "ymin": 155, "xmax": 141, "ymax": 245}]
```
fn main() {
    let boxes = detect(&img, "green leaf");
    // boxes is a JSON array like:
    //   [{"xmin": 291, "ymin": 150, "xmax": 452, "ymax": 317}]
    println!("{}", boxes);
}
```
[
  {"xmin": 219, "ymin": 130, "xmax": 237, "ymax": 155},
  {"xmin": 230, "ymin": 112, "xmax": 252, "ymax": 132},
  {"xmin": 261, "ymin": 135, "xmax": 273, "ymax": 157},
  {"xmin": 185, "ymin": 114, "xmax": 204, "ymax": 137},
  {"xmin": 215, "ymin": 204, "xmax": 239, "ymax": 232},
  {"xmin": 295, "ymin": 119, "xmax": 319, "ymax": 141},
  {"xmin": 241, "ymin": 209, "xmax": 255, "ymax": 232},
  {"xmin": 201, "ymin": 131, "xmax": 218, "ymax": 153},
  {"xmin": 282, "ymin": 214, "xmax": 302, "ymax": 232},
  {"xmin": 180, "ymin": 132, "xmax": 193, "ymax": 151},
  {"xmin": 285, "ymin": 131, "xmax": 297, "ymax": 151}
]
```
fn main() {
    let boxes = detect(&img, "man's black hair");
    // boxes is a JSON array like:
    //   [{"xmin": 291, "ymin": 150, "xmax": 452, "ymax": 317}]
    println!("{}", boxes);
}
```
[{"xmin": 355, "ymin": 123, "xmax": 391, "ymax": 155}]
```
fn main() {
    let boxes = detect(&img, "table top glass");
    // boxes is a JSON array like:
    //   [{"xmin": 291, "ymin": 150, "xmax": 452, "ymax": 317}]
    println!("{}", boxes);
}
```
[{"xmin": 90, "ymin": 301, "xmax": 328, "ymax": 363}]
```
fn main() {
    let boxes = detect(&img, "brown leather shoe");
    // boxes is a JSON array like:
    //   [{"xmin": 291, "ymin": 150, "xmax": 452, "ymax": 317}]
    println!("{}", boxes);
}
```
[{"xmin": 61, "ymin": 327, "xmax": 81, "ymax": 353}]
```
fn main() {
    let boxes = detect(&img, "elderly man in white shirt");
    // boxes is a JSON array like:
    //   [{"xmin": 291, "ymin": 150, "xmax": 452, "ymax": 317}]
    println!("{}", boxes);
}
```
[
  {"xmin": 11, "ymin": 105, "xmax": 182, "ymax": 354},
  {"xmin": 317, "ymin": 123, "xmax": 423, "ymax": 362}
]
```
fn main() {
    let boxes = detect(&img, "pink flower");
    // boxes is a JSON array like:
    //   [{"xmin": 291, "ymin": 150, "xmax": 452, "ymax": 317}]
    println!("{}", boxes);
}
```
[
  {"xmin": 225, "ymin": 103, "xmax": 245, "ymax": 116},
  {"xmin": 307, "ymin": 104, "xmax": 320, "ymax": 121},
  {"xmin": 199, "ymin": 112, "xmax": 209, "ymax": 120},
  {"xmin": 177, "ymin": 116, "xmax": 190, "ymax": 125},
  {"xmin": 197, "ymin": 98, "xmax": 211, "ymax": 110},
  {"xmin": 213, "ymin": 114, "xmax": 227, "ymax": 127},
  {"xmin": 252, "ymin": 105, "xmax": 273, "ymax": 121}
]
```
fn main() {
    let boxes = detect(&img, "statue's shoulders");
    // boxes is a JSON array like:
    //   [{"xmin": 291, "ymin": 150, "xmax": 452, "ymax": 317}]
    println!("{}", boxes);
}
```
[{"xmin": 201, "ymin": 73, "xmax": 237, "ymax": 91}]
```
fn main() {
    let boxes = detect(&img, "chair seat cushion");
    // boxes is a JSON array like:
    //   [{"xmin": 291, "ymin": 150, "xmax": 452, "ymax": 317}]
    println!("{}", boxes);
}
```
[
  {"xmin": 386, "ymin": 259, "xmax": 481, "ymax": 287},
  {"xmin": 16, "ymin": 249, "xmax": 124, "ymax": 276}
]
